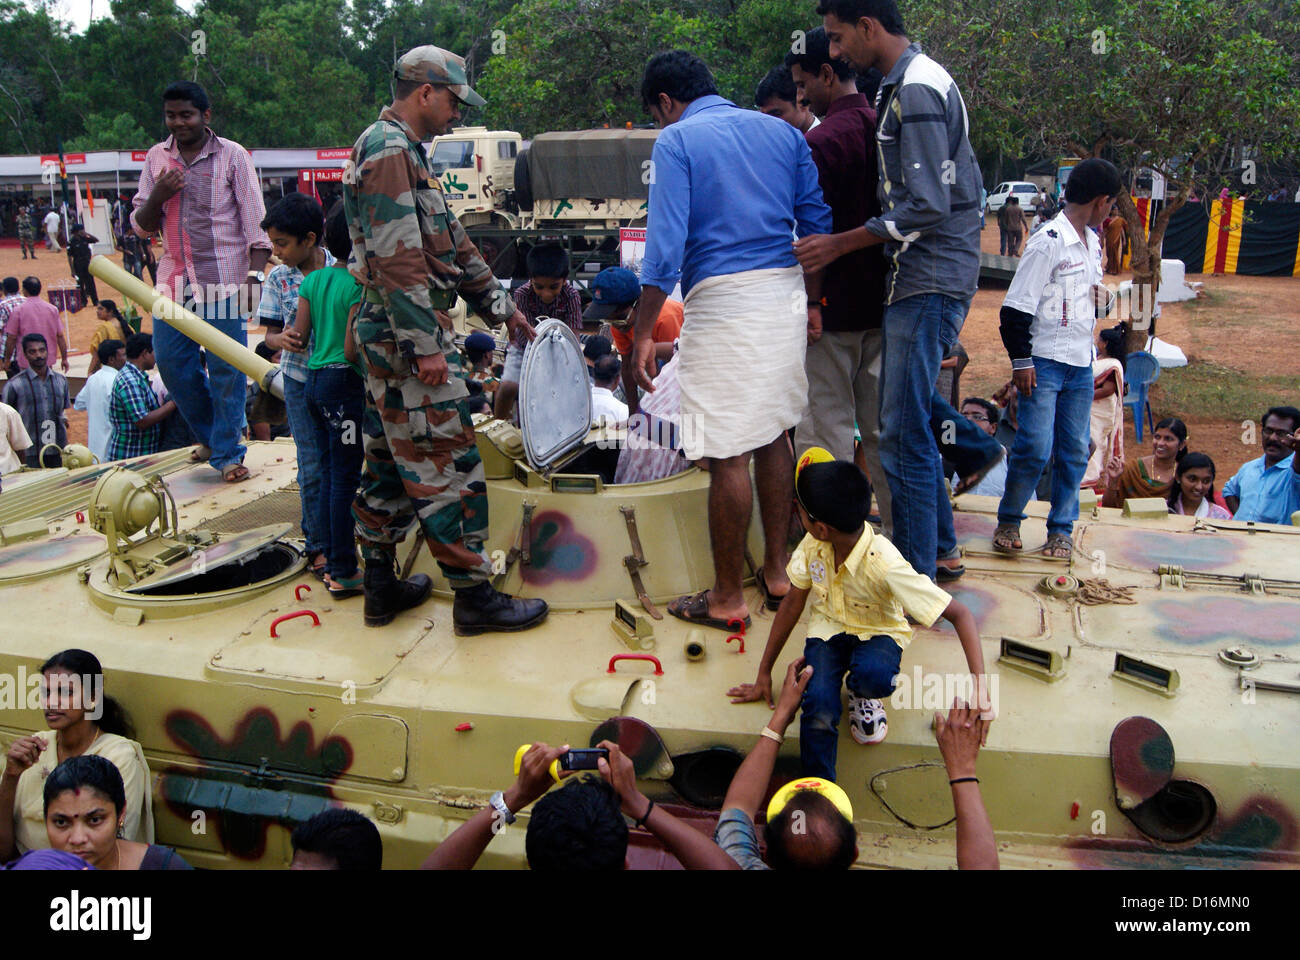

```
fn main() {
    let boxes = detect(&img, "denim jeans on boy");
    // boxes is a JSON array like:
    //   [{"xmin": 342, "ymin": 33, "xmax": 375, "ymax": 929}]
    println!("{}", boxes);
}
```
[
  {"xmin": 305, "ymin": 365, "xmax": 366, "ymax": 579},
  {"xmin": 879, "ymin": 293, "xmax": 968, "ymax": 579},
  {"xmin": 800, "ymin": 633, "xmax": 901, "ymax": 781},
  {"xmin": 283, "ymin": 374, "xmax": 326, "ymax": 559},
  {"xmin": 154, "ymin": 291, "xmax": 247, "ymax": 472},
  {"xmin": 997, "ymin": 356, "xmax": 1093, "ymax": 537}
]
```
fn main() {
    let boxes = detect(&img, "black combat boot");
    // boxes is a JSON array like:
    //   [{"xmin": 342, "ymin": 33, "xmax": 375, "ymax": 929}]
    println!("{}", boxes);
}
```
[
  {"xmin": 452, "ymin": 582, "xmax": 549, "ymax": 637},
  {"xmin": 363, "ymin": 559, "xmax": 433, "ymax": 628}
]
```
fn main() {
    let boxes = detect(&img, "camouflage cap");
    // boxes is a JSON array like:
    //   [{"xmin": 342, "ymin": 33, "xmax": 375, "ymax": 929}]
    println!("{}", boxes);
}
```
[{"xmin": 394, "ymin": 45, "xmax": 486, "ymax": 108}]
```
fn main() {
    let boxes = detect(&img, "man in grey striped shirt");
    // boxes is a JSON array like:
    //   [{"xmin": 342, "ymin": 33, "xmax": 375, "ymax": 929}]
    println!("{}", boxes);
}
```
[{"xmin": 796, "ymin": 0, "xmax": 997, "ymax": 581}]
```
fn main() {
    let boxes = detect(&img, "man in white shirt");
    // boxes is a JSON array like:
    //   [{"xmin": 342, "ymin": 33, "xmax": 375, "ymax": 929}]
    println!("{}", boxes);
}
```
[
  {"xmin": 73, "ymin": 338, "xmax": 127, "ymax": 462},
  {"xmin": 0, "ymin": 400, "xmax": 32, "ymax": 478},
  {"xmin": 994, "ymin": 159, "xmax": 1122, "ymax": 559},
  {"xmin": 43, "ymin": 209, "xmax": 62, "ymax": 252},
  {"xmin": 591, "ymin": 355, "xmax": 629, "ymax": 426}
]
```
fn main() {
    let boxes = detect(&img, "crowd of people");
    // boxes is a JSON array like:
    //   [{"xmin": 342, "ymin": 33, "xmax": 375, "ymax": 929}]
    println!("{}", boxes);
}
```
[
  {"xmin": 2, "ymin": 651, "xmax": 995, "ymax": 871},
  {"xmin": 2, "ymin": 0, "xmax": 1299, "ymax": 872}
]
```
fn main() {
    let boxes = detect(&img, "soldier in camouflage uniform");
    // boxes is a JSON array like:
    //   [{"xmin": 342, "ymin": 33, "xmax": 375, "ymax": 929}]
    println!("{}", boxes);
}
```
[
  {"xmin": 16, "ymin": 202, "xmax": 36, "ymax": 260},
  {"xmin": 343, "ymin": 44, "xmax": 549, "ymax": 634}
]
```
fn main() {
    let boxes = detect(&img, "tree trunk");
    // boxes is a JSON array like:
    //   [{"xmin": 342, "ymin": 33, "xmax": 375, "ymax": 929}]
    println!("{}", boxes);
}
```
[{"xmin": 1113, "ymin": 189, "xmax": 1159, "ymax": 354}]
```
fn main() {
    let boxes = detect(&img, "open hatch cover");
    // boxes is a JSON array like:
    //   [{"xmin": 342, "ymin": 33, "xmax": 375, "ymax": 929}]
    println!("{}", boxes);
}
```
[
  {"xmin": 519, "ymin": 318, "xmax": 592, "ymax": 470},
  {"xmin": 124, "ymin": 523, "xmax": 292, "ymax": 593}
]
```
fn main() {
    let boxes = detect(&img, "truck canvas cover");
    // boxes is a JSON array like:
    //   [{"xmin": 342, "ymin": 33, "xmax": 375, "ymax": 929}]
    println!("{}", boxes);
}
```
[{"xmin": 528, "ymin": 129, "xmax": 658, "ymax": 200}]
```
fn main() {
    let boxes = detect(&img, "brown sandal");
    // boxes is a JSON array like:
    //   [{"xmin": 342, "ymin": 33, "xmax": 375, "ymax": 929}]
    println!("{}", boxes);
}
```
[
  {"xmin": 1042, "ymin": 533, "xmax": 1073, "ymax": 560},
  {"xmin": 668, "ymin": 591, "xmax": 751, "ymax": 632},
  {"xmin": 222, "ymin": 462, "xmax": 251, "ymax": 483},
  {"xmin": 992, "ymin": 524, "xmax": 1023, "ymax": 554},
  {"xmin": 189, "ymin": 444, "xmax": 211, "ymax": 462}
]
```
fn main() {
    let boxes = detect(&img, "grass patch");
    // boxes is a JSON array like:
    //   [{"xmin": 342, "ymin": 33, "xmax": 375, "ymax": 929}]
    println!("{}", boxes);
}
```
[{"xmin": 1152, "ymin": 361, "xmax": 1295, "ymax": 423}]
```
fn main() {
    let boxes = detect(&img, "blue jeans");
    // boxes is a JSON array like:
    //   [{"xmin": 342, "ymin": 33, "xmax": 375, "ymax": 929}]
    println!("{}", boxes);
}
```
[
  {"xmin": 305, "ymin": 366, "xmax": 366, "ymax": 579},
  {"xmin": 879, "ymin": 293, "xmax": 968, "ymax": 579},
  {"xmin": 997, "ymin": 357, "xmax": 1093, "ymax": 537},
  {"xmin": 283, "ymin": 375, "xmax": 325, "ymax": 558},
  {"xmin": 154, "ymin": 292, "xmax": 247, "ymax": 471},
  {"xmin": 800, "ymin": 633, "xmax": 901, "ymax": 781}
]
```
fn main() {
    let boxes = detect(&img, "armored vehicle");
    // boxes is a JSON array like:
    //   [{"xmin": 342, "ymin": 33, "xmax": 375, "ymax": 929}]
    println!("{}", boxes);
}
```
[{"xmin": 0, "ymin": 258, "xmax": 1297, "ymax": 869}]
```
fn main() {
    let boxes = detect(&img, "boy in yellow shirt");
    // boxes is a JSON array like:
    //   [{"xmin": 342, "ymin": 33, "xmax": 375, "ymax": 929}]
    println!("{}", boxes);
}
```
[{"xmin": 730, "ymin": 455, "xmax": 990, "ymax": 780}]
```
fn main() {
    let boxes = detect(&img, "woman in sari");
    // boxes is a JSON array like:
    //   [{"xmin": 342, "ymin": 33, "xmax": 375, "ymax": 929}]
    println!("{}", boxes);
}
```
[
  {"xmin": 1102, "ymin": 417, "xmax": 1188, "ymax": 507},
  {"xmin": 85, "ymin": 300, "xmax": 132, "ymax": 375},
  {"xmin": 1083, "ymin": 326, "xmax": 1126, "ymax": 490}
]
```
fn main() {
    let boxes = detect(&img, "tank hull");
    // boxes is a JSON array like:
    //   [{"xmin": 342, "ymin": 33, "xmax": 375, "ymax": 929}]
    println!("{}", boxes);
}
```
[{"xmin": 2, "ymin": 443, "xmax": 1298, "ymax": 869}]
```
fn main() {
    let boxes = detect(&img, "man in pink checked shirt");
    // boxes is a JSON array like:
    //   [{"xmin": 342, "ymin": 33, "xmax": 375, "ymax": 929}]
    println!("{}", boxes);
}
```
[{"xmin": 132, "ymin": 80, "xmax": 272, "ymax": 483}]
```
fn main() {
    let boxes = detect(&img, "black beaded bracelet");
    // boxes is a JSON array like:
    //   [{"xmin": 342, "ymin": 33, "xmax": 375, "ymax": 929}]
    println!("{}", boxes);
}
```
[
  {"xmin": 634, "ymin": 798, "xmax": 655, "ymax": 828},
  {"xmin": 949, "ymin": 776, "xmax": 979, "ymax": 786}
]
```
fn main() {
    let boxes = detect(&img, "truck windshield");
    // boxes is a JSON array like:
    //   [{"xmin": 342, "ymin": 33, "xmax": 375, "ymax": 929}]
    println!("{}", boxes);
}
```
[{"xmin": 429, "ymin": 140, "xmax": 475, "ymax": 174}]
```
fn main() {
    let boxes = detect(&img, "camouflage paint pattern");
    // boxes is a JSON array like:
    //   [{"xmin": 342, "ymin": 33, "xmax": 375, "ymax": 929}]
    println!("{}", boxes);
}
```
[
  {"xmin": 352, "ymin": 305, "xmax": 491, "ymax": 585},
  {"xmin": 343, "ymin": 103, "xmax": 515, "ymax": 584}
]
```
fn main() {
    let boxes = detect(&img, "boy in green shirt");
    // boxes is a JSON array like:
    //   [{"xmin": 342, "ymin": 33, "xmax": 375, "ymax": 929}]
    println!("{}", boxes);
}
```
[{"xmin": 290, "ymin": 204, "xmax": 365, "ymax": 597}]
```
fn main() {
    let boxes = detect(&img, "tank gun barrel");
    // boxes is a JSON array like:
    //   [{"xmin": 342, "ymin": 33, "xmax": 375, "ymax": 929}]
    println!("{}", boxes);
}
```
[{"xmin": 88, "ymin": 255, "xmax": 283, "ymax": 400}]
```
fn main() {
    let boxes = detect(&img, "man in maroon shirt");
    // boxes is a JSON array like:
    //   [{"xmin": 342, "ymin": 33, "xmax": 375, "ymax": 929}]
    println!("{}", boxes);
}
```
[{"xmin": 786, "ymin": 27, "xmax": 891, "ymax": 533}]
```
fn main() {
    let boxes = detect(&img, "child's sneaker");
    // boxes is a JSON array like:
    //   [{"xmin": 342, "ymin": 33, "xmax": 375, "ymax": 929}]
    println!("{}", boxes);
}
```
[{"xmin": 849, "ymin": 696, "xmax": 888, "ymax": 745}]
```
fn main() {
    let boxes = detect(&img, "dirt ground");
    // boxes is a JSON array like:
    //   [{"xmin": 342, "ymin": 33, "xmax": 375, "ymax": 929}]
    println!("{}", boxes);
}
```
[
  {"xmin": 3, "ymin": 228, "xmax": 1298, "ymax": 480},
  {"xmin": 962, "ymin": 221, "xmax": 1300, "ymax": 481}
]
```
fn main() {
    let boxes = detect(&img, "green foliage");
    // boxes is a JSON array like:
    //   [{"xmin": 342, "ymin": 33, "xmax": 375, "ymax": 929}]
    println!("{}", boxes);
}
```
[
  {"xmin": 66, "ymin": 112, "xmax": 150, "ymax": 151},
  {"xmin": 0, "ymin": 0, "xmax": 1295, "ymax": 190}
]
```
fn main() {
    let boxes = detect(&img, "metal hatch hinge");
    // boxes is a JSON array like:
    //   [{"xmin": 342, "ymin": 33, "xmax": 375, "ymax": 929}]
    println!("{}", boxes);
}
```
[
  {"xmin": 495, "ymin": 501, "xmax": 536, "ymax": 587},
  {"xmin": 620, "ymin": 505, "xmax": 662, "ymax": 620}
]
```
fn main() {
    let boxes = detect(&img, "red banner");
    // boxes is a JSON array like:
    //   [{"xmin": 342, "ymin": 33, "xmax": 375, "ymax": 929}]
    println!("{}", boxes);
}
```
[
  {"xmin": 316, "ymin": 148, "xmax": 351, "ymax": 160},
  {"xmin": 130, "ymin": 150, "xmax": 148, "ymax": 162},
  {"xmin": 40, "ymin": 153, "xmax": 85, "ymax": 165}
]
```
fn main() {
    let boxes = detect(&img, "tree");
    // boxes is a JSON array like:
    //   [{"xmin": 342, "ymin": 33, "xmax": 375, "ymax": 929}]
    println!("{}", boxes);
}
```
[
  {"xmin": 910, "ymin": 0, "xmax": 1300, "ymax": 347},
  {"xmin": 476, "ymin": 0, "xmax": 729, "ymax": 135},
  {"xmin": 66, "ymin": 112, "xmax": 150, "ymax": 151}
]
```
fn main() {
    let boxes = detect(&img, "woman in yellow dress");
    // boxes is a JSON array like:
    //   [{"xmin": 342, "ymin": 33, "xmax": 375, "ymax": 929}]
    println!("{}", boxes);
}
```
[
  {"xmin": 0, "ymin": 649, "xmax": 153, "ymax": 862},
  {"xmin": 85, "ymin": 300, "xmax": 133, "ymax": 375}
]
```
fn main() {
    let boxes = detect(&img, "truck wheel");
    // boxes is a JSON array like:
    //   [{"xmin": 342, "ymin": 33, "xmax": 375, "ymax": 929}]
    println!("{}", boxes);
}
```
[
  {"xmin": 513, "ymin": 150, "xmax": 533, "ymax": 212},
  {"xmin": 470, "ymin": 233, "xmax": 518, "ymax": 279}
]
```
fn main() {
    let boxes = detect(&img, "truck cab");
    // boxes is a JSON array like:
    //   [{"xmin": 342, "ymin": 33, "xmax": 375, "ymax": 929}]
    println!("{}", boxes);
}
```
[{"xmin": 425, "ymin": 127, "xmax": 522, "ymax": 227}]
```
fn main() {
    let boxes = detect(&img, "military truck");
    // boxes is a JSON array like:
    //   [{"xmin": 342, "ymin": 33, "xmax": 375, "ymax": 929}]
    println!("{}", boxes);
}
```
[{"xmin": 425, "ymin": 126, "xmax": 657, "ymax": 280}]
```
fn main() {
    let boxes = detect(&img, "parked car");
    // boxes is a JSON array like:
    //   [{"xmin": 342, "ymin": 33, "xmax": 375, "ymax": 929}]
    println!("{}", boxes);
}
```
[{"xmin": 987, "ymin": 181, "xmax": 1041, "ymax": 215}]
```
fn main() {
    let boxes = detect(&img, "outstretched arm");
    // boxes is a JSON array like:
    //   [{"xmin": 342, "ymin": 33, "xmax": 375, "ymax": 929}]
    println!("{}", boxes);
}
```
[
  {"xmin": 721, "ymin": 658, "xmax": 812, "ymax": 820},
  {"xmin": 420, "ymin": 742, "xmax": 569, "ymax": 870},
  {"xmin": 935, "ymin": 700, "xmax": 998, "ymax": 870},
  {"xmin": 597, "ymin": 741, "xmax": 738, "ymax": 870}
]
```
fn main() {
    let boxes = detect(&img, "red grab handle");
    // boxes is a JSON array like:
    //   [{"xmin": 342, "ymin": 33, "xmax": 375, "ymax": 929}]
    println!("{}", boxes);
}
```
[
  {"xmin": 726, "ymin": 634, "xmax": 745, "ymax": 654},
  {"xmin": 271, "ymin": 610, "xmax": 320, "ymax": 637},
  {"xmin": 607, "ymin": 654, "xmax": 664, "ymax": 676},
  {"xmin": 295, "ymin": 584, "xmax": 312, "ymax": 601}
]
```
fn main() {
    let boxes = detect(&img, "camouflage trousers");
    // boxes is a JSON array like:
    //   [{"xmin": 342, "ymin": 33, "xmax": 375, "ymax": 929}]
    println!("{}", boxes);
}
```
[{"xmin": 350, "ymin": 303, "xmax": 491, "ymax": 588}]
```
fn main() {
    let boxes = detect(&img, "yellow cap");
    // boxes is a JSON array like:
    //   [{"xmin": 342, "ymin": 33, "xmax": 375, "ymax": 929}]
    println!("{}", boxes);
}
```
[
  {"xmin": 794, "ymin": 446, "xmax": 835, "ymax": 522},
  {"xmin": 796, "ymin": 446, "xmax": 834, "ymax": 480},
  {"xmin": 766, "ymin": 776, "xmax": 854, "ymax": 823}
]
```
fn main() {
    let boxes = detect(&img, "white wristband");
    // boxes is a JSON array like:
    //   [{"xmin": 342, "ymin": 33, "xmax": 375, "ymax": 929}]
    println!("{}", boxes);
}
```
[{"xmin": 760, "ymin": 726, "xmax": 784, "ymax": 744}]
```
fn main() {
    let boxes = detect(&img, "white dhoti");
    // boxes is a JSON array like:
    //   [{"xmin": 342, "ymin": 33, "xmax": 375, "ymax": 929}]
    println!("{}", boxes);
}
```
[{"xmin": 678, "ymin": 266, "xmax": 808, "ymax": 460}]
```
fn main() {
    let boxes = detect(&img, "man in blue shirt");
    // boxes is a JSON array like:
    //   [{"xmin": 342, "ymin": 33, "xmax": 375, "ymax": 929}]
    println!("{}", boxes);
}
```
[
  {"xmin": 1223, "ymin": 407, "xmax": 1300, "ymax": 524},
  {"xmin": 631, "ymin": 50, "xmax": 831, "ymax": 629}
]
